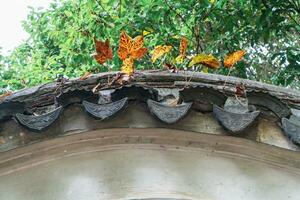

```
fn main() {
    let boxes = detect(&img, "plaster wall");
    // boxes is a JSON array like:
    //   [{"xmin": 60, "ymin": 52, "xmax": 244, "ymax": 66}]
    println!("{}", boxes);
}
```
[{"xmin": 0, "ymin": 128, "xmax": 299, "ymax": 200}]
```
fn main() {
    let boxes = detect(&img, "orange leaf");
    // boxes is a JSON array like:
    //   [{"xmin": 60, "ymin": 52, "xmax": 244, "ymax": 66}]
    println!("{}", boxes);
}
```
[
  {"xmin": 175, "ymin": 36, "xmax": 188, "ymax": 64},
  {"xmin": 179, "ymin": 36, "xmax": 188, "ymax": 56},
  {"xmin": 93, "ymin": 39, "xmax": 113, "ymax": 64},
  {"xmin": 118, "ymin": 31, "xmax": 132, "ymax": 60},
  {"xmin": 80, "ymin": 72, "xmax": 91, "ymax": 80},
  {"xmin": 131, "ymin": 35, "xmax": 144, "ymax": 51},
  {"xmin": 131, "ymin": 47, "xmax": 148, "ymax": 60},
  {"xmin": 121, "ymin": 57, "xmax": 134, "ymax": 75},
  {"xmin": 189, "ymin": 54, "xmax": 220, "ymax": 69},
  {"xmin": 202, "ymin": 60, "xmax": 220, "ymax": 69},
  {"xmin": 118, "ymin": 31, "xmax": 147, "ymax": 61},
  {"xmin": 0, "ymin": 91, "xmax": 12, "ymax": 101},
  {"xmin": 224, "ymin": 50, "xmax": 246, "ymax": 68}
]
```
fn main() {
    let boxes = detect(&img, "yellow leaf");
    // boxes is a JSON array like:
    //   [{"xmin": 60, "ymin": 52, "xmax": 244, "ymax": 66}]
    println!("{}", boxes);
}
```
[
  {"xmin": 121, "ymin": 57, "xmax": 134, "ymax": 75},
  {"xmin": 151, "ymin": 45, "xmax": 172, "ymax": 63},
  {"xmin": 143, "ymin": 30, "xmax": 151, "ymax": 36},
  {"xmin": 142, "ymin": 28, "xmax": 154, "ymax": 36},
  {"xmin": 209, "ymin": 0, "xmax": 216, "ymax": 4},
  {"xmin": 189, "ymin": 54, "xmax": 220, "ymax": 69},
  {"xmin": 202, "ymin": 67, "xmax": 209, "ymax": 73},
  {"xmin": 175, "ymin": 55, "xmax": 185, "ymax": 64},
  {"xmin": 223, "ymin": 50, "xmax": 246, "ymax": 68}
]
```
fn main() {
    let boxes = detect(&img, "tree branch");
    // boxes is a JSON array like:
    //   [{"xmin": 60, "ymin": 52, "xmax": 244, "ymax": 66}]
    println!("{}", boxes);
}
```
[
  {"xmin": 96, "ymin": 0, "xmax": 114, "ymax": 21},
  {"xmin": 163, "ymin": 0, "xmax": 194, "ymax": 33}
]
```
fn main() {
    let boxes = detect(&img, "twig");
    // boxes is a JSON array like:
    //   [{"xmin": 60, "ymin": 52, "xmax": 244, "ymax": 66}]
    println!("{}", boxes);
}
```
[
  {"xmin": 223, "ymin": 67, "xmax": 233, "ymax": 87},
  {"xmin": 163, "ymin": 0, "xmax": 194, "ymax": 34},
  {"xmin": 183, "ymin": 70, "xmax": 197, "ymax": 89},
  {"xmin": 119, "ymin": 0, "xmax": 122, "ymax": 18},
  {"xmin": 145, "ymin": 54, "xmax": 156, "ymax": 70},
  {"xmin": 96, "ymin": 0, "xmax": 114, "ymax": 21}
]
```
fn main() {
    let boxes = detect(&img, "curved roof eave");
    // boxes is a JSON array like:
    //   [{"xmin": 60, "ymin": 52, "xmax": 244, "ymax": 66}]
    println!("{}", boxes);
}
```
[{"xmin": 1, "ymin": 70, "xmax": 300, "ymax": 105}]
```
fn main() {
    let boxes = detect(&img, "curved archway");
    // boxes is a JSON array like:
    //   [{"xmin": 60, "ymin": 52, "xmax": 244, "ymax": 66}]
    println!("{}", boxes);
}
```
[{"xmin": 0, "ymin": 128, "xmax": 299, "ymax": 200}]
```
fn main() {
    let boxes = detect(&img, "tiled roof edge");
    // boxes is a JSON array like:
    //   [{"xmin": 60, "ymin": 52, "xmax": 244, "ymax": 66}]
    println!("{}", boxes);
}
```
[{"xmin": 1, "ymin": 70, "xmax": 300, "ymax": 104}]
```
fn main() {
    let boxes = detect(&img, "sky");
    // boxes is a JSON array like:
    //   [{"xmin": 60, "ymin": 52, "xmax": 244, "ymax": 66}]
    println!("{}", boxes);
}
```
[{"xmin": 0, "ymin": 0, "xmax": 52, "ymax": 55}]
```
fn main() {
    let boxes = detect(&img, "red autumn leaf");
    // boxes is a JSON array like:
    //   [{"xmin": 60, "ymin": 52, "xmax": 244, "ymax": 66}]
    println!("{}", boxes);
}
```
[{"xmin": 93, "ymin": 38, "xmax": 113, "ymax": 64}]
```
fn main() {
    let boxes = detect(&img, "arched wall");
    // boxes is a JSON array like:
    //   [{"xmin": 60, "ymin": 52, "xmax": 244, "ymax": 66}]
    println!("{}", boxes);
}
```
[{"xmin": 0, "ymin": 128, "xmax": 299, "ymax": 200}]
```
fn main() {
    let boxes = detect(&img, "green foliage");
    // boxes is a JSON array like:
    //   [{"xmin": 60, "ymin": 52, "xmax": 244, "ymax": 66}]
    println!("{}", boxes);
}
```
[{"xmin": 0, "ymin": 0, "xmax": 299, "ymax": 93}]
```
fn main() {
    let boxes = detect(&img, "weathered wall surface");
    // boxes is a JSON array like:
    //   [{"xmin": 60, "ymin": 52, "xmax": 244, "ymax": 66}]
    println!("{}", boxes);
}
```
[{"xmin": 0, "ymin": 128, "xmax": 299, "ymax": 200}]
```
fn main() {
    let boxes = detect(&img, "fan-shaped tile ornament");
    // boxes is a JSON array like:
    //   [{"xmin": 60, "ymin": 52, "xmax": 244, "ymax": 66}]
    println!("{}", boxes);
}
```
[
  {"xmin": 282, "ymin": 108, "xmax": 300, "ymax": 145},
  {"xmin": 83, "ymin": 97, "xmax": 128, "ymax": 120},
  {"xmin": 16, "ymin": 106, "xmax": 63, "ymax": 131},
  {"xmin": 213, "ymin": 97, "xmax": 260, "ymax": 133},
  {"xmin": 147, "ymin": 99, "xmax": 192, "ymax": 124}
]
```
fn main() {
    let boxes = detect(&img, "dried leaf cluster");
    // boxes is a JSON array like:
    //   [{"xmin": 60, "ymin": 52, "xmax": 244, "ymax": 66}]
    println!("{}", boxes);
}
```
[{"xmin": 92, "ymin": 31, "xmax": 246, "ymax": 76}]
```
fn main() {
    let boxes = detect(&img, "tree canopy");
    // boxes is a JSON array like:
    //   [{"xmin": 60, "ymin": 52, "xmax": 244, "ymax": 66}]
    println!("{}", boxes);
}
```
[{"xmin": 0, "ymin": 0, "xmax": 299, "ymax": 93}]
